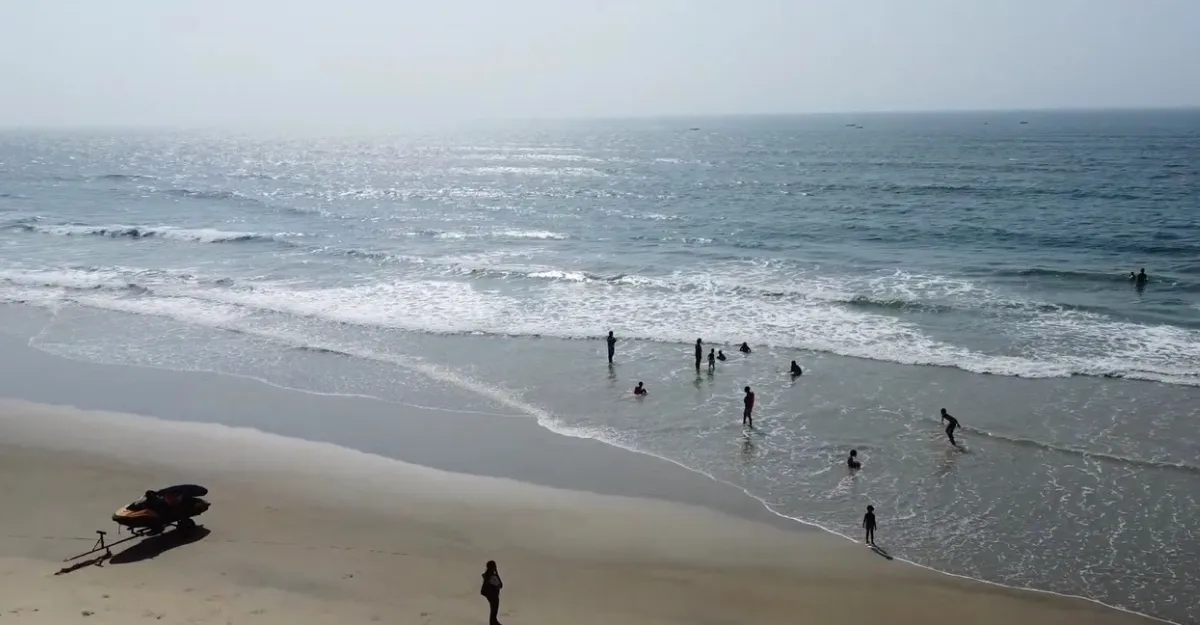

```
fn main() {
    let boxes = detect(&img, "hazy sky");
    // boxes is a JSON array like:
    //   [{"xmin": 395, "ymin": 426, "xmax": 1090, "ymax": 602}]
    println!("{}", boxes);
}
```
[{"xmin": 2, "ymin": 0, "xmax": 1199, "ymax": 127}]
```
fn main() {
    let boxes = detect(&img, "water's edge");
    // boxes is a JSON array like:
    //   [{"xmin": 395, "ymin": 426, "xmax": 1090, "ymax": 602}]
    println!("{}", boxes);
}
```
[{"xmin": 0, "ymin": 331, "xmax": 1173, "ymax": 625}]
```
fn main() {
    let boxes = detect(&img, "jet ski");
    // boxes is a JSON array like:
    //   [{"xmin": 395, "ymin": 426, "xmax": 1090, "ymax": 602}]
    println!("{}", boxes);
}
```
[{"xmin": 113, "ymin": 484, "xmax": 210, "ymax": 535}]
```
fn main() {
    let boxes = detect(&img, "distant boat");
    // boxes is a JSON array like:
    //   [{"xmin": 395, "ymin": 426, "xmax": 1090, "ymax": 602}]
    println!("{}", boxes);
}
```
[
  {"xmin": 1020, "ymin": 121, "xmax": 1029, "ymax": 125},
  {"xmin": 688, "ymin": 127, "xmax": 700, "ymax": 131}
]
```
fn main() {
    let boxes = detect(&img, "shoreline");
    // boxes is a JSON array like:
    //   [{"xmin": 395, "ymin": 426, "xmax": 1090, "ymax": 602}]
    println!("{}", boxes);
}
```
[
  {"xmin": 0, "ymin": 398, "xmax": 1166, "ymax": 624},
  {"xmin": 0, "ymin": 333, "xmax": 1177, "ymax": 623}
]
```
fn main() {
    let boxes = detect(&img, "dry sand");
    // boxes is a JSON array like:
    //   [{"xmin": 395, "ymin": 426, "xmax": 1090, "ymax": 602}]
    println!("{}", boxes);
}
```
[{"xmin": 0, "ymin": 399, "xmax": 1163, "ymax": 625}]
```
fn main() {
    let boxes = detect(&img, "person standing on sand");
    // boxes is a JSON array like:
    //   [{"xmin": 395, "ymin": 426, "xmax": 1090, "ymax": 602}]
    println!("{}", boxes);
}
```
[
  {"xmin": 940, "ymin": 408, "xmax": 960, "ymax": 446},
  {"xmin": 863, "ymin": 505, "xmax": 877, "ymax": 545},
  {"xmin": 708, "ymin": 348, "xmax": 716, "ymax": 372},
  {"xmin": 694, "ymin": 338, "xmax": 703, "ymax": 372},
  {"xmin": 606, "ymin": 330, "xmax": 617, "ymax": 365},
  {"xmin": 480, "ymin": 560, "xmax": 503, "ymax": 625},
  {"xmin": 743, "ymin": 386, "xmax": 755, "ymax": 428}
]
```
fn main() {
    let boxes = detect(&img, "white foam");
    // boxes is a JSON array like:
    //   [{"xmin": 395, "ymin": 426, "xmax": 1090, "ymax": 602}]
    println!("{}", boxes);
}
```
[
  {"xmin": 3, "ymin": 263, "xmax": 1200, "ymax": 387},
  {"xmin": 29, "ymin": 224, "xmax": 289, "ymax": 244}
]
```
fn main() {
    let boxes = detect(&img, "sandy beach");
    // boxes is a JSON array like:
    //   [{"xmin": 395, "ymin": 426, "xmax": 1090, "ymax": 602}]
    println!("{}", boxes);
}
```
[{"xmin": 0, "ymin": 398, "xmax": 1163, "ymax": 625}]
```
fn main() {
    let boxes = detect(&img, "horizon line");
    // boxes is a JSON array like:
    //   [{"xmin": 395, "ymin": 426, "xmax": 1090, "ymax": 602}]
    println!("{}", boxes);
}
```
[{"xmin": 1, "ymin": 104, "xmax": 1197, "ymax": 133}]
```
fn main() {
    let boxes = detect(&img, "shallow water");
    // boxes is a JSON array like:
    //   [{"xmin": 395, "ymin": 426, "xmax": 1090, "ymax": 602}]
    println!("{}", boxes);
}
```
[{"xmin": 1, "ymin": 111, "xmax": 1198, "ymax": 622}]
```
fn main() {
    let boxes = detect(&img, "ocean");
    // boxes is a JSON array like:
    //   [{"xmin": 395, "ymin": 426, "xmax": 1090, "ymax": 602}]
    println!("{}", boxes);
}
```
[{"xmin": 1, "ymin": 110, "xmax": 1197, "ymax": 623}]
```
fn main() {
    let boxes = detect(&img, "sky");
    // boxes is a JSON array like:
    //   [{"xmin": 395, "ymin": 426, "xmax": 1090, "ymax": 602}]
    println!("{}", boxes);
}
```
[{"xmin": 2, "ymin": 0, "xmax": 1199, "ymax": 128}]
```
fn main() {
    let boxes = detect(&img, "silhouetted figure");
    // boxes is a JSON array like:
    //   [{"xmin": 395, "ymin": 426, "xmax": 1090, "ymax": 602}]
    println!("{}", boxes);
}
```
[
  {"xmin": 716, "ymin": 350, "xmax": 727, "ymax": 361},
  {"xmin": 1135, "ymin": 268, "xmax": 1148, "ymax": 287},
  {"xmin": 633, "ymin": 381, "xmax": 648, "ymax": 396},
  {"xmin": 606, "ymin": 331, "xmax": 617, "ymax": 364},
  {"xmin": 743, "ymin": 386, "xmax": 755, "ymax": 428},
  {"xmin": 847, "ymin": 449, "xmax": 861, "ymax": 470},
  {"xmin": 863, "ymin": 505, "xmax": 877, "ymax": 545},
  {"xmin": 480, "ymin": 560, "xmax": 503, "ymax": 625},
  {"xmin": 790, "ymin": 360, "xmax": 803, "ymax": 377},
  {"xmin": 694, "ymin": 338, "xmax": 703, "ymax": 372},
  {"xmin": 708, "ymin": 348, "xmax": 716, "ymax": 372},
  {"xmin": 739, "ymin": 342, "xmax": 752, "ymax": 354},
  {"xmin": 940, "ymin": 408, "xmax": 960, "ymax": 446}
]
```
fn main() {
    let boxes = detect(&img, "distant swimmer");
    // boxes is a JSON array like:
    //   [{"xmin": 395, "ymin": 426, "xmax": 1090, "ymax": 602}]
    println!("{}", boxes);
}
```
[
  {"xmin": 708, "ymin": 348, "xmax": 716, "ymax": 372},
  {"xmin": 940, "ymin": 408, "xmax": 960, "ymax": 446},
  {"xmin": 716, "ymin": 350, "xmax": 727, "ymax": 362},
  {"xmin": 862, "ymin": 505, "xmax": 877, "ymax": 546},
  {"xmin": 694, "ymin": 338, "xmax": 703, "ymax": 372},
  {"xmin": 1135, "ymin": 268, "xmax": 1148, "ymax": 286},
  {"xmin": 606, "ymin": 330, "xmax": 617, "ymax": 364},
  {"xmin": 743, "ymin": 386, "xmax": 755, "ymax": 428},
  {"xmin": 790, "ymin": 360, "xmax": 803, "ymax": 377},
  {"xmin": 633, "ymin": 381, "xmax": 648, "ymax": 396},
  {"xmin": 739, "ymin": 342, "xmax": 752, "ymax": 354},
  {"xmin": 847, "ymin": 449, "xmax": 861, "ymax": 470}
]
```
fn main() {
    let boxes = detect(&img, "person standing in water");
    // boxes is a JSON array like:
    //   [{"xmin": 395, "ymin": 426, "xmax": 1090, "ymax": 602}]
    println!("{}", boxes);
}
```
[
  {"xmin": 694, "ymin": 338, "xmax": 703, "ymax": 372},
  {"xmin": 606, "ymin": 330, "xmax": 617, "ymax": 364},
  {"xmin": 716, "ymin": 349, "xmax": 727, "ymax": 361},
  {"xmin": 847, "ymin": 449, "xmax": 861, "ymax": 469},
  {"xmin": 480, "ymin": 560, "xmax": 503, "ymax": 625},
  {"xmin": 940, "ymin": 408, "xmax": 960, "ymax": 446},
  {"xmin": 633, "ymin": 381, "xmax": 648, "ymax": 396},
  {"xmin": 739, "ymin": 342, "xmax": 752, "ymax": 354},
  {"xmin": 743, "ymin": 386, "xmax": 755, "ymax": 427},
  {"xmin": 1135, "ymin": 268, "xmax": 1148, "ymax": 287},
  {"xmin": 790, "ymin": 360, "xmax": 803, "ymax": 377},
  {"xmin": 708, "ymin": 348, "xmax": 716, "ymax": 372},
  {"xmin": 862, "ymin": 505, "xmax": 877, "ymax": 545}
]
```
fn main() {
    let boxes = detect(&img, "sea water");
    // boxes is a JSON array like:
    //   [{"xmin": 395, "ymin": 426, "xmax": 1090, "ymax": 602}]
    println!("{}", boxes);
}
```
[{"xmin": 1, "ymin": 110, "xmax": 1197, "ymax": 623}]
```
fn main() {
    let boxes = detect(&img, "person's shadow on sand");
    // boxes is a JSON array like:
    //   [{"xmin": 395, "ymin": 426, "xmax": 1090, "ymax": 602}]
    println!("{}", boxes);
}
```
[{"xmin": 110, "ymin": 526, "xmax": 211, "ymax": 564}]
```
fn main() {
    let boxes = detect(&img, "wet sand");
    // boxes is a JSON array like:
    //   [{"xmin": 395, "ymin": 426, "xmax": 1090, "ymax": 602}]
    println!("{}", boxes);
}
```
[{"xmin": 0, "ymin": 399, "xmax": 1162, "ymax": 625}]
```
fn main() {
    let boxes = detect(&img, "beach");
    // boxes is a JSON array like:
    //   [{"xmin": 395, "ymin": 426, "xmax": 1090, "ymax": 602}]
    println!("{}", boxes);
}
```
[
  {"xmin": 1, "ymin": 114, "xmax": 1196, "ymax": 622},
  {"xmin": 0, "ymin": 397, "xmax": 1164, "ymax": 625}
]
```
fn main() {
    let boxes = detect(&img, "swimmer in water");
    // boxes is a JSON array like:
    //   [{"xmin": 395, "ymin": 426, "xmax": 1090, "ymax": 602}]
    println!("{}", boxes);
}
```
[
  {"xmin": 633, "ymin": 381, "xmax": 648, "ymax": 396},
  {"xmin": 940, "ymin": 408, "xmax": 960, "ymax": 446},
  {"xmin": 1135, "ymin": 268, "xmax": 1148, "ymax": 286},
  {"xmin": 716, "ymin": 350, "xmax": 727, "ymax": 362},
  {"xmin": 790, "ymin": 360, "xmax": 803, "ymax": 377},
  {"xmin": 708, "ymin": 348, "xmax": 716, "ymax": 372},
  {"xmin": 847, "ymin": 449, "xmax": 860, "ymax": 470},
  {"xmin": 739, "ymin": 342, "xmax": 752, "ymax": 354}
]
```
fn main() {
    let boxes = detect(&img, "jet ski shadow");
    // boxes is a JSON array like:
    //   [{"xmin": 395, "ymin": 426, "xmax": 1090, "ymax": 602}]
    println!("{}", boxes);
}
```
[{"xmin": 110, "ymin": 526, "xmax": 211, "ymax": 565}]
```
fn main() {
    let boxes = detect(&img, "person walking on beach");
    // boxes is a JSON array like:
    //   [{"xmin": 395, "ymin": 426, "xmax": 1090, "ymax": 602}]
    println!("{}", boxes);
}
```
[
  {"xmin": 863, "ymin": 505, "xmax": 877, "ymax": 545},
  {"xmin": 708, "ymin": 348, "xmax": 716, "ymax": 372},
  {"xmin": 606, "ymin": 330, "xmax": 617, "ymax": 364},
  {"xmin": 694, "ymin": 338, "xmax": 703, "ymax": 372},
  {"xmin": 743, "ymin": 386, "xmax": 755, "ymax": 428},
  {"xmin": 480, "ymin": 560, "xmax": 503, "ymax": 625},
  {"xmin": 940, "ymin": 408, "xmax": 960, "ymax": 446}
]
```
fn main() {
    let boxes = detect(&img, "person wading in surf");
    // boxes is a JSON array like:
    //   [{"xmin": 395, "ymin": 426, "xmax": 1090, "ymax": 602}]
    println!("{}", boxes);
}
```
[{"xmin": 940, "ymin": 408, "xmax": 960, "ymax": 446}]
